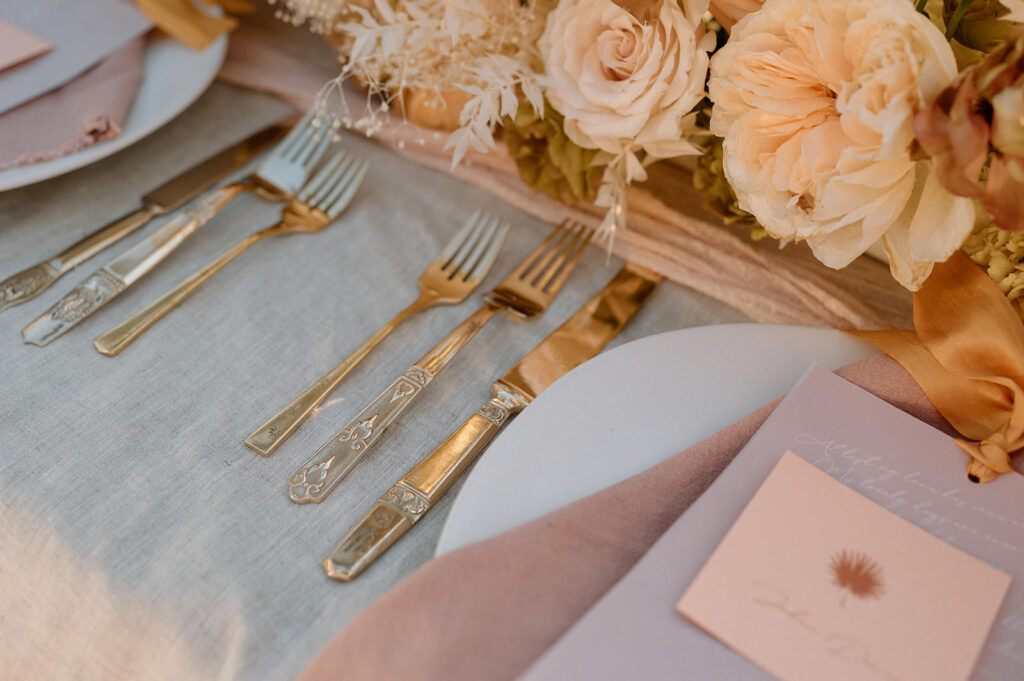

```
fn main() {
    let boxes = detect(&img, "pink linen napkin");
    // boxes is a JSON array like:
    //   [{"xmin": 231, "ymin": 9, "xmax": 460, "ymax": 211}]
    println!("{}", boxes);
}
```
[
  {"xmin": 0, "ymin": 37, "xmax": 144, "ymax": 171},
  {"xmin": 298, "ymin": 354, "xmax": 1024, "ymax": 681}
]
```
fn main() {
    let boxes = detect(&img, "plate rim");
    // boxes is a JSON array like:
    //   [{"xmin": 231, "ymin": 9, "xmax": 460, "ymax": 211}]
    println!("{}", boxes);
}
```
[{"xmin": 435, "ymin": 323, "xmax": 877, "ymax": 555}]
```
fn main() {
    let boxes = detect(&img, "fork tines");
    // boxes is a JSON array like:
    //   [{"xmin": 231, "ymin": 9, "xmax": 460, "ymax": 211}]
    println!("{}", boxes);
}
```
[
  {"xmin": 277, "ymin": 110, "xmax": 332, "ymax": 165},
  {"xmin": 439, "ymin": 211, "xmax": 509, "ymax": 283},
  {"xmin": 299, "ymin": 150, "xmax": 371, "ymax": 217},
  {"xmin": 514, "ymin": 219, "xmax": 593, "ymax": 295}
]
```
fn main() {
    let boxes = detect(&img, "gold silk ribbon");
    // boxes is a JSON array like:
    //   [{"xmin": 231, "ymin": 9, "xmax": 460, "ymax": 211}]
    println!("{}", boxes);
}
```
[
  {"xmin": 136, "ymin": 0, "xmax": 254, "ymax": 51},
  {"xmin": 850, "ymin": 251, "xmax": 1024, "ymax": 483}
]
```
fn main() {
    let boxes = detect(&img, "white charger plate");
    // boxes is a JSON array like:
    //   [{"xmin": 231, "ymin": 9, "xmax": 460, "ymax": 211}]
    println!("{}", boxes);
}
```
[
  {"xmin": 436, "ymin": 324, "xmax": 877, "ymax": 555},
  {"xmin": 0, "ymin": 30, "xmax": 227, "ymax": 192}
]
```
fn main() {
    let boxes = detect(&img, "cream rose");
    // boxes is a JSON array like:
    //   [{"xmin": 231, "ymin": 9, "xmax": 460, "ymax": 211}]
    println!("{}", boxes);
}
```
[
  {"xmin": 709, "ymin": 0, "xmax": 975, "ymax": 289},
  {"xmin": 539, "ymin": 0, "xmax": 712, "ymax": 158}
]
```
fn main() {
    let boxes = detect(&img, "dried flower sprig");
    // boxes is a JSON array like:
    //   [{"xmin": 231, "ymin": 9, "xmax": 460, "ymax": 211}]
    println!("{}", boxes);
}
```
[
  {"xmin": 445, "ymin": 54, "xmax": 546, "ymax": 167},
  {"xmin": 278, "ymin": 0, "xmax": 553, "ymax": 155}
]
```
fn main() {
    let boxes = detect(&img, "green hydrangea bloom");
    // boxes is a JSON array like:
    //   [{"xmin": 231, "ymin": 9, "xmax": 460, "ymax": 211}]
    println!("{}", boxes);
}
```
[
  {"xmin": 692, "ymin": 135, "xmax": 766, "ymax": 240},
  {"xmin": 963, "ymin": 220, "xmax": 1024, "ymax": 321},
  {"xmin": 502, "ymin": 102, "xmax": 601, "ymax": 205}
]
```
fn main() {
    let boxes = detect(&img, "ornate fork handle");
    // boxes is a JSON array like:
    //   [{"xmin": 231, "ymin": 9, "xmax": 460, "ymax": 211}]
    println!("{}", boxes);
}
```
[
  {"xmin": 246, "ymin": 295, "xmax": 432, "ymax": 457},
  {"xmin": 323, "ymin": 386, "xmax": 528, "ymax": 581},
  {"xmin": 93, "ymin": 226, "xmax": 273, "ymax": 357},
  {"xmin": 288, "ymin": 302, "xmax": 502, "ymax": 504}
]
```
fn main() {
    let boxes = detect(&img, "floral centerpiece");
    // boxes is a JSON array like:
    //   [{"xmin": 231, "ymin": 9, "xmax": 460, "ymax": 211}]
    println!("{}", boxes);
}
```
[
  {"xmin": 266, "ymin": 0, "xmax": 1024, "ymax": 480},
  {"xmin": 272, "ymin": 0, "xmax": 1023, "ymax": 297}
]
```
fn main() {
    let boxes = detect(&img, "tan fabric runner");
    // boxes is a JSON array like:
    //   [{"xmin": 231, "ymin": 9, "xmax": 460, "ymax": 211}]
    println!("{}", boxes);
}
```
[{"xmin": 218, "ymin": 10, "xmax": 913, "ymax": 330}]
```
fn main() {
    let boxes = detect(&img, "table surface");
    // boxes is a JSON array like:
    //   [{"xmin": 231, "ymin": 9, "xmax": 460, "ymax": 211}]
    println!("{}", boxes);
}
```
[{"xmin": 0, "ymin": 83, "xmax": 749, "ymax": 681}]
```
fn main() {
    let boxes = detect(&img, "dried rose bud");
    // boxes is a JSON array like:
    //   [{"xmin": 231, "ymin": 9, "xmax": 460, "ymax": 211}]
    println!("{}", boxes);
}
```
[{"xmin": 915, "ymin": 36, "xmax": 1024, "ymax": 231}]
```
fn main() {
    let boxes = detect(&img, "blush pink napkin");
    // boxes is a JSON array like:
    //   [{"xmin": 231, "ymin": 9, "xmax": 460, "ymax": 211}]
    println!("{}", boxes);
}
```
[
  {"xmin": 297, "ymin": 355, "xmax": 1024, "ymax": 681},
  {"xmin": 0, "ymin": 37, "xmax": 144, "ymax": 171}
]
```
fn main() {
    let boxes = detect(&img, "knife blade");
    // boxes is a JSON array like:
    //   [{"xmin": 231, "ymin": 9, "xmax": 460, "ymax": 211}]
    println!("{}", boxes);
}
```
[
  {"xmin": 321, "ymin": 263, "xmax": 662, "ymax": 581},
  {"xmin": 0, "ymin": 119, "xmax": 290, "ymax": 315}
]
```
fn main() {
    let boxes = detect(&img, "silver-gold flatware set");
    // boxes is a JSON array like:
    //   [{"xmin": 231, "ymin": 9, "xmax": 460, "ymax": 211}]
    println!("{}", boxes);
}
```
[
  {"xmin": 94, "ymin": 149, "xmax": 369, "ymax": 356},
  {"xmin": 1, "ymin": 108, "xmax": 663, "ymax": 582},
  {"xmin": 326, "ymin": 263, "xmax": 662, "ymax": 581},
  {"xmin": 0, "ymin": 120, "xmax": 291, "ymax": 315},
  {"xmin": 20, "ymin": 110, "xmax": 335, "ymax": 346},
  {"xmin": 245, "ymin": 210, "xmax": 510, "ymax": 457},
  {"xmin": 286, "ymin": 218, "xmax": 593, "ymax": 505}
]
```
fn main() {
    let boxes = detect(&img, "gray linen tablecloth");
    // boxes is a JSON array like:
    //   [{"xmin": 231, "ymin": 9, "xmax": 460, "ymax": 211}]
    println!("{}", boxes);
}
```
[{"xmin": 0, "ymin": 83, "xmax": 748, "ymax": 680}]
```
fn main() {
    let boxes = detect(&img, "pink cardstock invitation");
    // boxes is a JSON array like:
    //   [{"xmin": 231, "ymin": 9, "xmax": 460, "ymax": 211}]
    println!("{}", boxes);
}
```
[
  {"xmin": 678, "ymin": 452, "xmax": 1011, "ymax": 681},
  {"xmin": 517, "ymin": 366, "xmax": 1024, "ymax": 681}
]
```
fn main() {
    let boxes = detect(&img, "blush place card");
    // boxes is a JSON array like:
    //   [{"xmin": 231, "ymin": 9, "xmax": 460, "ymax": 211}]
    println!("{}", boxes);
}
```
[
  {"xmin": 0, "ymin": 21, "xmax": 52, "ymax": 73},
  {"xmin": 517, "ymin": 366, "xmax": 1024, "ymax": 681},
  {"xmin": 677, "ymin": 452, "xmax": 1011, "ymax": 681}
]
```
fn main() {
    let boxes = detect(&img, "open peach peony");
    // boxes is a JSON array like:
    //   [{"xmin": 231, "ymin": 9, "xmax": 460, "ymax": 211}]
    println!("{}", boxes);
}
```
[{"xmin": 709, "ymin": 0, "xmax": 976, "ymax": 290}]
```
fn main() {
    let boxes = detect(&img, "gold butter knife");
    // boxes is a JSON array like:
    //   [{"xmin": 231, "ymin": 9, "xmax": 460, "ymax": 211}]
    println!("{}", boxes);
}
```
[
  {"xmin": 0, "ymin": 119, "xmax": 291, "ymax": 315},
  {"xmin": 321, "ymin": 263, "xmax": 662, "ymax": 581}
]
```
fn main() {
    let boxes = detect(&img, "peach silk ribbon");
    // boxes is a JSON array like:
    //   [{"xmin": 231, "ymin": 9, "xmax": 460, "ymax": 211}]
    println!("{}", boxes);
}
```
[
  {"xmin": 850, "ymin": 251, "xmax": 1024, "ymax": 483},
  {"xmin": 135, "ymin": 0, "xmax": 254, "ymax": 50}
]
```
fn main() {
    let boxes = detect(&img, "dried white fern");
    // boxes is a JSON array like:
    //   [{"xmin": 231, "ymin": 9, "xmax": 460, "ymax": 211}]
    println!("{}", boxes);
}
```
[
  {"xmin": 274, "ymin": 0, "xmax": 708, "ymax": 243},
  {"xmin": 277, "ymin": 0, "xmax": 552, "ymax": 160}
]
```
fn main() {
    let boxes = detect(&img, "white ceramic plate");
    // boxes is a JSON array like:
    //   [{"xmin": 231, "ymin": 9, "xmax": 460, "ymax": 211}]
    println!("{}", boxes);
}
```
[
  {"xmin": 436, "ymin": 324, "xmax": 877, "ymax": 555},
  {"xmin": 0, "ymin": 31, "xmax": 227, "ymax": 192}
]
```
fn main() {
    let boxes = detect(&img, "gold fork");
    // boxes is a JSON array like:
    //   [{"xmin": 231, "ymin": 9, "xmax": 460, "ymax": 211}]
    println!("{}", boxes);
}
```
[
  {"xmin": 287, "ymin": 219, "xmax": 594, "ymax": 504},
  {"xmin": 93, "ymin": 150, "xmax": 370, "ymax": 356},
  {"xmin": 245, "ymin": 211, "xmax": 510, "ymax": 457}
]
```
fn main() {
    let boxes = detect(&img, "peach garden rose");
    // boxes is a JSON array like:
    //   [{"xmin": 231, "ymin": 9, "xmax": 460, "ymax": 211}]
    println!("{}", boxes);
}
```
[
  {"xmin": 539, "ymin": 0, "xmax": 713, "ymax": 232},
  {"xmin": 708, "ymin": 0, "xmax": 976, "ymax": 289},
  {"xmin": 539, "ymin": 0, "xmax": 712, "ymax": 159}
]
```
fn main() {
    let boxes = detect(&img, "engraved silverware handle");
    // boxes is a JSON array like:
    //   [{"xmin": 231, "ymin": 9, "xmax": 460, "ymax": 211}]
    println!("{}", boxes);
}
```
[
  {"xmin": 0, "ymin": 206, "xmax": 156, "ymax": 315},
  {"xmin": 21, "ymin": 184, "xmax": 249, "ymax": 347},
  {"xmin": 20, "ymin": 270, "xmax": 127, "ymax": 347},
  {"xmin": 246, "ymin": 297, "xmax": 430, "ymax": 457},
  {"xmin": 0, "ymin": 263, "xmax": 60, "ymax": 315},
  {"xmin": 287, "ymin": 364, "xmax": 436, "ymax": 505},
  {"xmin": 94, "ymin": 230, "xmax": 267, "ymax": 356},
  {"xmin": 288, "ymin": 302, "xmax": 502, "ymax": 504},
  {"xmin": 323, "ymin": 390, "xmax": 526, "ymax": 581}
]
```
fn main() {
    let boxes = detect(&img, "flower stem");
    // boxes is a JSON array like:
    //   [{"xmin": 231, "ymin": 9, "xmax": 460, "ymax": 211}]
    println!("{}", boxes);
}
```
[
  {"xmin": 915, "ymin": 0, "xmax": 928, "ymax": 14},
  {"xmin": 945, "ymin": 0, "xmax": 971, "ymax": 40}
]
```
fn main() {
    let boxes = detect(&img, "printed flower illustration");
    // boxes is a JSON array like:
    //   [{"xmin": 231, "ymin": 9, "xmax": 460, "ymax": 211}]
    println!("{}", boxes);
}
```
[{"xmin": 829, "ymin": 550, "xmax": 885, "ymax": 606}]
